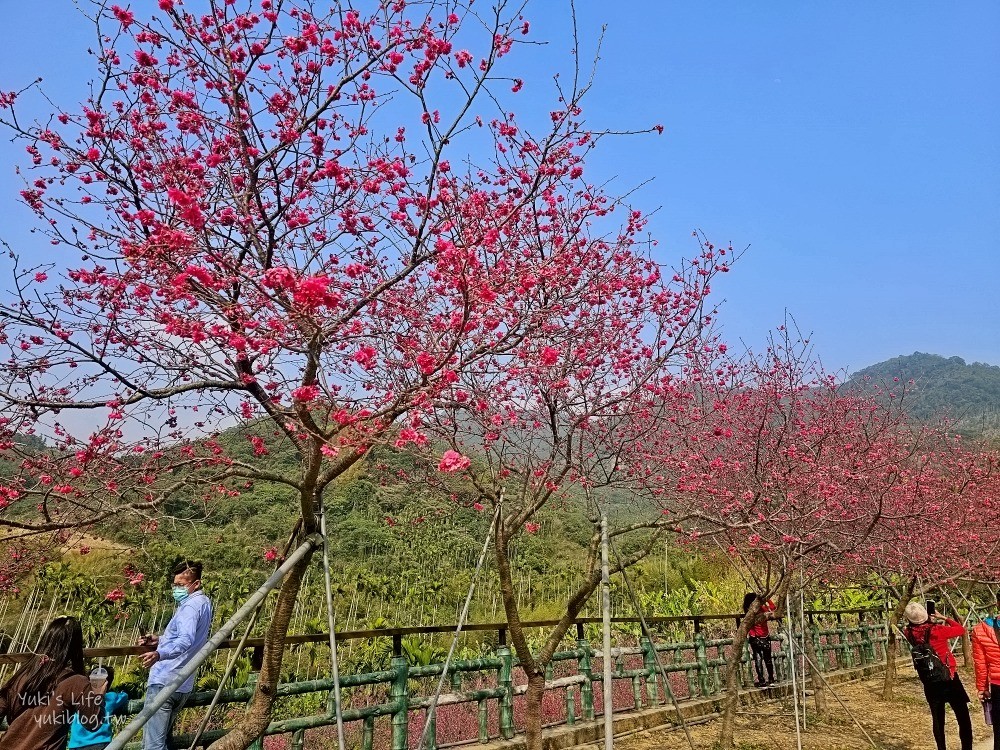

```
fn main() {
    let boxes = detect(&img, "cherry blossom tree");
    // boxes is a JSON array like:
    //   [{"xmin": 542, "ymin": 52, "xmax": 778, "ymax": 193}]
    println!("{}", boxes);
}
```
[
  {"xmin": 0, "ymin": 1, "xmax": 668, "ymax": 744},
  {"xmin": 425, "ymin": 236, "xmax": 730, "ymax": 750},
  {"xmin": 634, "ymin": 327, "xmax": 935, "ymax": 747},
  {"xmin": 844, "ymin": 441, "xmax": 1000, "ymax": 698}
]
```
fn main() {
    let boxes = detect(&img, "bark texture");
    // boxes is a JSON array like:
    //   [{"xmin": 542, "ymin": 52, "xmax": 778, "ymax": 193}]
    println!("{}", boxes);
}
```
[
  {"xmin": 882, "ymin": 577, "xmax": 917, "ymax": 700},
  {"xmin": 208, "ymin": 546, "xmax": 315, "ymax": 750}
]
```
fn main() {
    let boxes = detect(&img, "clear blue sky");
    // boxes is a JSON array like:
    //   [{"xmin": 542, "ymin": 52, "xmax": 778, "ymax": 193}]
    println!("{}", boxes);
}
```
[{"xmin": 1, "ymin": 1, "xmax": 997, "ymax": 374}]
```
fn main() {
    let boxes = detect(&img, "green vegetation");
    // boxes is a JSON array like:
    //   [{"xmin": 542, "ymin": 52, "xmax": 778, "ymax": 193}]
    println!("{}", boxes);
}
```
[
  {"xmin": 13, "ymin": 349, "xmax": 983, "ymax": 661},
  {"xmin": 5, "ymin": 431, "xmax": 733, "ymax": 655}
]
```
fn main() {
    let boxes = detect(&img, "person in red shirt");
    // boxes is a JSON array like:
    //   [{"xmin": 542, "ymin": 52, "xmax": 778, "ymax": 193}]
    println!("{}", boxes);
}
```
[
  {"xmin": 904, "ymin": 602, "xmax": 972, "ymax": 750},
  {"xmin": 743, "ymin": 592, "xmax": 776, "ymax": 687},
  {"xmin": 971, "ymin": 591, "xmax": 1000, "ymax": 750}
]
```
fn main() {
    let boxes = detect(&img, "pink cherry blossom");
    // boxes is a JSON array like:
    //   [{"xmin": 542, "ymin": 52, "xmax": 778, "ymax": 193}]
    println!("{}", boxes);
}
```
[
  {"xmin": 290, "ymin": 385, "xmax": 320, "ymax": 402},
  {"xmin": 438, "ymin": 450, "xmax": 471, "ymax": 473}
]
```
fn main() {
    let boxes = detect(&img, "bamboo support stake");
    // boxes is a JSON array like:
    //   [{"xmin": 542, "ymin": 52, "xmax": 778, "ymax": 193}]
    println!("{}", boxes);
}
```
[
  {"xmin": 320, "ymin": 500, "xmax": 347, "ymax": 750},
  {"xmin": 799, "ymin": 575, "xmax": 807, "ymax": 728},
  {"xmin": 801, "ymin": 650, "xmax": 879, "ymax": 749},
  {"xmin": 417, "ymin": 503, "xmax": 500, "ymax": 750},
  {"xmin": 601, "ymin": 515, "xmax": 614, "ymax": 750},
  {"xmin": 785, "ymin": 587, "xmax": 803, "ymax": 750}
]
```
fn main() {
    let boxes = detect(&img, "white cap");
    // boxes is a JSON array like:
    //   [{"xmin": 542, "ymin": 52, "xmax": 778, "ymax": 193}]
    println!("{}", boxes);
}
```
[{"xmin": 904, "ymin": 602, "xmax": 929, "ymax": 625}]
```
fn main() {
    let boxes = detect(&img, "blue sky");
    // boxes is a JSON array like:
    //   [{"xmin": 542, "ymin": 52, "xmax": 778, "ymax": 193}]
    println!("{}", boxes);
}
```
[{"xmin": 1, "ymin": 1, "xmax": 997, "ymax": 375}]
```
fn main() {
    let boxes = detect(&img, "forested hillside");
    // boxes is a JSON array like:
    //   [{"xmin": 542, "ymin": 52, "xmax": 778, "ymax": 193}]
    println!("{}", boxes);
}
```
[
  {"xmin": 102, "ymin": 427, "xmax": 594, "ymax": 579},
  {"xmin": 4, "ymin": 429, "xmax": 740, "ymax": 652},
  {"xmin": 12, "ymin": 350, "xmax": 992, "ymax": 644},
  {"xmin": 848, "ymin": 352, "xmax": 1000, "ymax": 438}
]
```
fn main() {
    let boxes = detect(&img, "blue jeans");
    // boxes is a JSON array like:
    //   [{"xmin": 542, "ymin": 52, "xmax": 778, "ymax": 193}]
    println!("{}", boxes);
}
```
[{"xmin": 142, "ymin": 684, "xmax": 190, "ymax": 750}]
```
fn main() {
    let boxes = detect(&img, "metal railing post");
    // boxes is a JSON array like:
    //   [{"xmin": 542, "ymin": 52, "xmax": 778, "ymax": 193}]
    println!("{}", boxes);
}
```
[
  {"xmin": 577, "ymin": 627, "xmax": 596, "ymax": 721},
  {"xmin": 641, "ymin": 635, "xmax": 660, "ymax": 707},
  {"xmin": 694, "ymin": 630, "xmax": 710, "ymax": 697},
  {"xmin": 390, "ymin": 654, "xmax": 410, "ymax": 750},
  {"xmin": 498, "ymin": 644, "xmax": 515, "ymax": 739}
]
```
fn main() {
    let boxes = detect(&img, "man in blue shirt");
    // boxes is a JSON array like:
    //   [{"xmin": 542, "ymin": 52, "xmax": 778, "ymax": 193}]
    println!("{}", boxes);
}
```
[{"xmin": 137, "ymin": 560, "xmax": 213, "ymax": 750}]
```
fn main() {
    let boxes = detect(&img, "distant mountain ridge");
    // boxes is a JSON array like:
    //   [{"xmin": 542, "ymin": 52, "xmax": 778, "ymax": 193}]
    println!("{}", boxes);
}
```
[{"xmin": 848, "ymin": 352, "xmax": 1000, "ymax": 438}]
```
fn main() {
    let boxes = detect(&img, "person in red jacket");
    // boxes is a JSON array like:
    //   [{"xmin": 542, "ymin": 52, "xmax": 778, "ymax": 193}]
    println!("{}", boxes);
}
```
[
  {"xmin": 743, "ymin": 592, "xmax": 776, "ymax": 687},
  {"xmin": 904, "ymin": 602, "xmax": 972, "ymax": 750},
  {"xmin": 972, "ymin": 591, "xmax": 1000, "ymax": 750}
]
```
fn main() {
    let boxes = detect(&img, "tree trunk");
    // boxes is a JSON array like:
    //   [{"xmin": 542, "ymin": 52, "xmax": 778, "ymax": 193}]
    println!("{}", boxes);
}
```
[
  {"xmin": 719, "ymin": 576, "xmax": 793, "ymax": 749},
  {"xmin": 492, "ymin": 523, "xmax": 603, "ymax": 750},
  {"xmin": 718, "ymin": 603, "xmax": 759, "ymax": 748},
  {"xmin": 803, "ymin": 623, "xmax": 827, "ymax": 715},
  {"xmin": 717, "ymin": 651, "xmax": 744, "ymax": 750},
  {"xmin": 493, "ymin": 526, "xmax": 544, "ymax": 750},
  {"xmin": 491, "ymin": 510, "xmax": 657, "ymax": 750},
  {"xmin": 718, "ymin": 609, "xmax": 755, "ymax": 749},
  {"xmin": 524, "ymin": 672, "xmax": 546, "ymax": 750},
  {"xmin": 882, "ymin": 576, "xmax": 917, "ymax": 700},
  {"xmin": 208, "ymin": 546, "xmax": 314, "ymax": 750},
  {"xmin": 962, "ymin": 629, "xmax": 973, "ymax": 667},
  {"xmin": 882, "ymin": 636, "xmax": 898, "ymax": 701}
]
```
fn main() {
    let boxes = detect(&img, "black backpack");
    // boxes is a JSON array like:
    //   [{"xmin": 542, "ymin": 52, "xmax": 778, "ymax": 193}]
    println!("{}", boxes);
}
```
[{"xmin": 906, "ymin": 625, "xmax": 951, "ymax": 685}]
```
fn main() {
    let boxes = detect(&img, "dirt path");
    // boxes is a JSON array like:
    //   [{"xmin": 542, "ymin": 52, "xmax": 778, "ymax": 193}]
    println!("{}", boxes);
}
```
[{"xmin": 601, "ymin": 667, "xmax": 994, "ymax": 750}]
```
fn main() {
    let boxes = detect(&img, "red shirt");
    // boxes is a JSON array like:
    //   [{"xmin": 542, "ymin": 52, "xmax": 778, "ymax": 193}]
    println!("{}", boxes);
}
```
[
  {"xmin": 748, "ymin": 600, "xmax": 776, "ymax": 638},
  {"xmin": 905, "ymin": 618, "xmax": 965, "ymax": 677}
]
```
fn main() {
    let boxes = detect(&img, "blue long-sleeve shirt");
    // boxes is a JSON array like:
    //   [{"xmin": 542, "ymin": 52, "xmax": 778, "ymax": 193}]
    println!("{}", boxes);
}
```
[
  {"xmin": 148, "ymin": 590, "xmax": 213, "ymax": 693},
  {"xmin": 68, "ymin": 690, "xmax": 129, "ymax": 748}
]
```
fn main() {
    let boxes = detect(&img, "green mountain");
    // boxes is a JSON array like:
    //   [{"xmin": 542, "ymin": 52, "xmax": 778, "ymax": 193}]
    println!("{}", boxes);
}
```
[
  {"xmin": 7, "ymin": 429, "xmax": 728, "ymax": 646},
  {"xmin": 16, "ymin": 351, "xmax": 995, "ymax": 636},
  {"xmin": 848, "ymin": 352, "xmax": 1000, "ymax": 438}
]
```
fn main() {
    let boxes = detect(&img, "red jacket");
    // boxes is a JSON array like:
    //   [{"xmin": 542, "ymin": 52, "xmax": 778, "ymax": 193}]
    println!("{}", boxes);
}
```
[
  {"xmin": 905, "ymin": 618, "xmax": 964, "ymax": 678},
  {"xmin": 747, "ymin": 600, "xmax": 776, "ymax": 638},
  {"xmin": 973, "ymin": 619, "xmax": 1000, "ymax": 693}
]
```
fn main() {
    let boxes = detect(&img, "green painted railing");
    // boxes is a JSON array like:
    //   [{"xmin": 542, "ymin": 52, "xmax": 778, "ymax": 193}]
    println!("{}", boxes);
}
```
[
  {"xmin": 68, "ymin": 609, "xmax": 888, "ymax": 749},
  {"xmin": 0, "ymin": 609, "xmax": 893, "ymax": 748}
]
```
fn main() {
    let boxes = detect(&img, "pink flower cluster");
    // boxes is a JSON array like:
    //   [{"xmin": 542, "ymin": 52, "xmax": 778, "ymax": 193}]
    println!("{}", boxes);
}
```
[{"xmin": 438, "ymin": 450, "xmax": 470, "ymax": 473}]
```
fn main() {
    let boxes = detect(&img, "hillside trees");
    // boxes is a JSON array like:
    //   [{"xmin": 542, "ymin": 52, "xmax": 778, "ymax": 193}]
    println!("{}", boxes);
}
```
[
  {"xmin": 0, "ymin": 0, "xmax": 675, "ymax": 744},
  {"xmin": 849, "ymin": 353, "xmax": 1000, "ymax": 436}
]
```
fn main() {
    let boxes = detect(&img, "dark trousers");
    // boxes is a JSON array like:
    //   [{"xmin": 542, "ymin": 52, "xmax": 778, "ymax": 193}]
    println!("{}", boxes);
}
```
[
  {"xmin": 990, "ymin": 684, "xmax": 1000, "ymax": 750},
  {"xmin": 749, "ymin": 636, "xmax": 774, "ymax": 684},
  {"xmin": 924, "ymin": 674, "xmax": 972, "ymax": 750}
]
